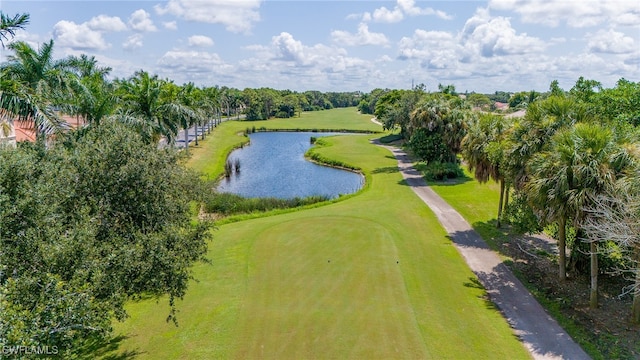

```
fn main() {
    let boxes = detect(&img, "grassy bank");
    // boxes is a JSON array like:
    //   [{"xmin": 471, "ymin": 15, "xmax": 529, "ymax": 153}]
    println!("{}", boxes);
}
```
[{"xmin": 108, "ymin": 108, "xmax": 530, "ymax": 359}]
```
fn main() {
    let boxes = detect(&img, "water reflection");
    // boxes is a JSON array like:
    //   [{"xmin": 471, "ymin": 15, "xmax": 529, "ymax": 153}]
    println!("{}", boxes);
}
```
[{"xmin": 216, "ymin": 132, "xmax": 364, "ymax": 199}]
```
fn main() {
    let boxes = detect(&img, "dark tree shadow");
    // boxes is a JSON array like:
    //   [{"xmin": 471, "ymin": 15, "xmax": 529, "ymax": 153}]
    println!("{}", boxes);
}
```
[
  {"xmin": 425, "ymin": 174, "xmax": 473, "ymax": 186},
  {"xmin": 71, "ymin": 334, "xmax": 142, "ymax": 360},
  {"xmin": 378, "ymin": 134, "xmax": 403, "ymax": 144}
]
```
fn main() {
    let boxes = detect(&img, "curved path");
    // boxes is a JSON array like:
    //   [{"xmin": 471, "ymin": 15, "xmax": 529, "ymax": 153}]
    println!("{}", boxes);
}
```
[{"xmin": 377, "ymin": 142, "xmax": 590, "ymax": 360}]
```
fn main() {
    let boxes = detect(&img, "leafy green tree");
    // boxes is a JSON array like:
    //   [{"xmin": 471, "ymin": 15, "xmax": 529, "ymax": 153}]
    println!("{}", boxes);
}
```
[
  {"xmin": 487, "ymin": 91, "xmax": 511, "ymax": 103},
  {"xmin": 277, "ymin": 94, "xmax": 300, "ymax": 118},
  {"xmin": 437, "ymin": 83, "xmax": 457, "ymax": 96},
  {"xmin": 591, "ymin": 78, "xmax": 640, "ymax": 126},
  {"xmin": 508, "ymin": 90, "xmax": 540, "ymax": 109},
  {"xmin": 243, "ymin": 88, "xmax": 267, "ymax": 120},
  {"xmin": 407, "ymin": 95, "xmax": 469, "ymax": 163},
  {"xmin": 466, "ymin": 93, "xmax": 492, "ymax": 110},
  {"xmin": 569, "ymin": 76, "xmax": 602, "ymax": 103},
  {"xmin": 0, "ymin": 121, "xmax": 210, "ymax": 357},
  {"xmin": 357, "ymin": 88, "xmax": 388, "ymax": 115},
  {"xmin": 303, "ymin": 90, "xmax": 332, "ymax": 111},
  {"xmin": 549, "ymin": 80, "xmax": 565, "ymax": 97},
  {"xmin": 376, "ymin": 86, "xmax": 426, "ymax": 136}
]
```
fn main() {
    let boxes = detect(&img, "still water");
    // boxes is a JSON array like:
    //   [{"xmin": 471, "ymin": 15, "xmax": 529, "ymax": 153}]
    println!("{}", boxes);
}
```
[{"xmin": 216, "ymin": 132, "xmax": 364, "ymax": 199}]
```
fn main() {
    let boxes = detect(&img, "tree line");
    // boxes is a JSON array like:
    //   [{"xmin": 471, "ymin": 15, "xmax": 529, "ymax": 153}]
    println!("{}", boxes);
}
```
[{"xmin": 366, "ymin": 77, "xmax": 640, "ymax": 322}]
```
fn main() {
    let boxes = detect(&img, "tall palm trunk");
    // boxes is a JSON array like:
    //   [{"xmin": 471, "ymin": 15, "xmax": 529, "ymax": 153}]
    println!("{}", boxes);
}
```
[
  {"xmin": 590, "ymin": 240, "xmax": 598, "ymax": 309},
  {"xmin": 496, "ymin": 179, "xmax": 505, "ymax": 228},
  {"xmin": 633, "ymin": 247, "xmax": 640, "ymax": 323},
  {"xmin": 183, "ymin": 126, "xmax": 189, "ymax": 152},
  {"xmin": 558, "ymin": 217, "xmax": 567, "ymax": 280},
  {"xmin": 194, "ymin": 123, "xmax": 199, "ymax": 146}
]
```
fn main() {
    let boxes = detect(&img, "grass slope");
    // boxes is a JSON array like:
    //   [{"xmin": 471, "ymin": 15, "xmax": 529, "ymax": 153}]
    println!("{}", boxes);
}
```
[{"xmin": 110, "ymin": 109, "xmax": 529, "ymax": 359}]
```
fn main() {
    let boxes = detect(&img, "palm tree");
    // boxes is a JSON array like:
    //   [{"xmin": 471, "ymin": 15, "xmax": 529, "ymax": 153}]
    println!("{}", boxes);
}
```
[
  {"xmin": 1, "ymin": 39, "xmax": 77, "ymax": 140},
  {"xmin": 527, "ymin": 123, "xmax": 630, "ymax": 307},
  {"xmin": 507, "ymin": 96, "xmax": 588, "ymax": 190},
  {"xmin": 461, "ymin": 113, "xmax": 511, "ymax": 226},
  {"xmin": 113, "ymin": 71, "xmax": 194, "ymax": 145},
  {"xmin": 67, "ymin": 54, "xmax": 115, "ymax": 126},
  {"xmin": 0, "ymin": 12, "xmax": 29, "ymax": 47}
]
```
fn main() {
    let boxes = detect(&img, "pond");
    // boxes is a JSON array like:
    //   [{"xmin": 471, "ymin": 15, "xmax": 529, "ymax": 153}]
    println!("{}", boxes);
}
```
[{"xmin": 216, "ymin": 132, "xmax": 364, "ymax": 199}]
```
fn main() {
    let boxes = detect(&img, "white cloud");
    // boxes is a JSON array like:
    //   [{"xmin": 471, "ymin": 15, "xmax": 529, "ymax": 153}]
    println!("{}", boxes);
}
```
[
  {"xmin": 587, "ymin": 29, "xmax": 636, "ymax": 54},
  {"xmin": 398, "ymin": 0, "xmax": 453, "ymax": 19},
  {"xmin": 188, "ymin": 35, "xmax": 214, "ymax": 47},
  {"xmin": 86, "ymin": 15, "xmax": 127, "ymax": 32},
  {"xmin": 271, "ymin": 32, "xmax": 309, "ymax": 64},
  {"xmin": 460, "ymin": 8, "xmax": 545, "ymax": 58},
  {"xmin": 489, "ymin": 0, "xmax": 640, "ymax": 27},
  {"xmin": 53, "ymin": 20, "xmax": 110, "ymax": 50},
  {"xmin": 395, "ymin": 8, "xmax": 559, "ymax": 90},
  {"xmin": 51, "ymin": 14, "xmax": 127, "ymax": 51},
  {"xmin": 156, "ymin": 50, "xmax": 235, "ymax": 84},
  {"xmin": 331, "ymin": 23, "xmax": 389, "ymax": 47},
  {"xmin": 237, "ymin": 32, "xmax": 375, "ymax": 90},
  {"xmin": 129, "ymin": 9, "xmax": 157, "ymax": 32},
  {"xmin": 372, "ymin": 6, "xmax": 404, "ymax": 23},
  {"xmin": 398, "ymin": 30, "xmax": 460, "ymax": 69},
  {"xmin": 154, "ymin": 0, "xmax": 262, "ymax": 33},
  {"xmin": 163, "ymin": 21, "xmax": 178, "ymax": 30},
  {"xmin": 370, "ymin": 0, "xmax": 452, "ymax": 23},
  {"xmin": 123, "ymin": 34, "xmax": 144, "ymax": 51}
]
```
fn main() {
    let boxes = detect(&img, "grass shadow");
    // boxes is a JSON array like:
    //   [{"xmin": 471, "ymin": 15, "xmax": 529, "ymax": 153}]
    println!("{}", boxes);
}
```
[{"xmin": 71, "ymin": 334, "xmax": 141, "ymax": 360}]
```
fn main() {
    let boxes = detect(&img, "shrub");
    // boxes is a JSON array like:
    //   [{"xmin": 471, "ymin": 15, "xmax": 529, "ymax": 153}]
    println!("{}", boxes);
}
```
[
  {"xmin": 407, "ymin": 128, "xmax": 451, "ymax": 163},
  {"xmin": 503, "ymin": 191, "xmax": 542, "ymax": 234},
  {"xmin": 421, "ymin": 161, "xmax": 463, "ymax": 181}
]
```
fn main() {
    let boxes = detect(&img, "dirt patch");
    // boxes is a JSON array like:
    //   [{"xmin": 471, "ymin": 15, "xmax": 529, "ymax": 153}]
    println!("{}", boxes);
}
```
[{"xmin": 501, "ymin": 234, "xmax": 640, "ymax": 359}]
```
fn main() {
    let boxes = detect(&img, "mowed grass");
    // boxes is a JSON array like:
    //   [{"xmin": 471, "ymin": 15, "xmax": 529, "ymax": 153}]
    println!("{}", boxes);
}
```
[
  {"xmin": 110, "ymin": 110, "xmax": 530, "ymax": 359},
  {"xmin": 427, "ymin": 169, "xmax": 510, "ymax": 249}
]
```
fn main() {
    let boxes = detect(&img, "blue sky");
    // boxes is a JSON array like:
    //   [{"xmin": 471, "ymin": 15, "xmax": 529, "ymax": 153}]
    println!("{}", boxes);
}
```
[{"xmin": 2, "ymin": 0, "xmax": 639, "ymax": 93}]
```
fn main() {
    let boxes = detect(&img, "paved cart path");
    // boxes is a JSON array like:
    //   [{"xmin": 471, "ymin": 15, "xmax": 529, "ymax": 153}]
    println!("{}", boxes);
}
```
[{"xmin": 377, "ymin": 142, "xmax": 590, "ymax": 360}]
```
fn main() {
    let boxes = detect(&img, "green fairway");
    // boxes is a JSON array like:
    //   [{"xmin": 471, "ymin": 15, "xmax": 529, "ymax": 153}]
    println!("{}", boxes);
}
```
[{"xmin": 110, "ymin": 109, "xmax": 530, "ymax": 359}]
